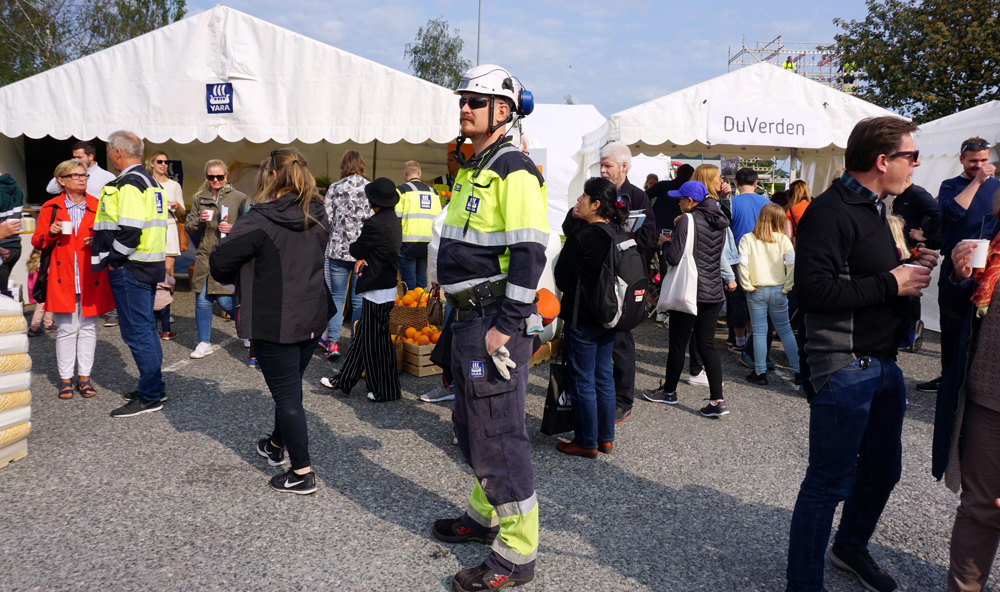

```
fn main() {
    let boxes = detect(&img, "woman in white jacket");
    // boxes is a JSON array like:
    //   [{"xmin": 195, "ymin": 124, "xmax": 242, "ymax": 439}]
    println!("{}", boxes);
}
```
[{"xmin": 738, "ymin": 203, "xmax": 801, "ymax": 386}]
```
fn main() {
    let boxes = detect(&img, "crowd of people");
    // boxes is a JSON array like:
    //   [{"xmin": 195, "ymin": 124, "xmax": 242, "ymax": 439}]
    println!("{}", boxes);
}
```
[{"xmin": 11, "ymin": 60, "xmax": 1000, "ymax": 591}]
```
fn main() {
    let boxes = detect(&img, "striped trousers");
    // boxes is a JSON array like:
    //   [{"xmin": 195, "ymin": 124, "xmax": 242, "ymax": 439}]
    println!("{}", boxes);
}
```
[{"xmin": 334, "ymin": 299, "xmax": 400, "ymax": 401}]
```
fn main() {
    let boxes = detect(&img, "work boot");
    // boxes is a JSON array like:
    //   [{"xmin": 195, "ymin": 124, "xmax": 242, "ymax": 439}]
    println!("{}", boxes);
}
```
[
  {"xmin": 433, "ymin": 518, "xmax": 496, "ymax": 545},
  {"xmin": 452, "ymin": 563, "xmax": 533, "ymax": 592}
]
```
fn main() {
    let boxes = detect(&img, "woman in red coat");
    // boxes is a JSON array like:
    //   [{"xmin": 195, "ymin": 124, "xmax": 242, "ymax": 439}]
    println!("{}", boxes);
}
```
[{"xmin": 31, "ymin": 159, "xmax": 114, "ymax": 399}]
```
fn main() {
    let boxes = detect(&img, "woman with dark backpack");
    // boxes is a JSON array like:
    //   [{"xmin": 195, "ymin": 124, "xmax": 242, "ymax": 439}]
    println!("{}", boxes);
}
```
[{"xmin": 553, "ymin": 177, "xmax": 626, "ymax": 458}]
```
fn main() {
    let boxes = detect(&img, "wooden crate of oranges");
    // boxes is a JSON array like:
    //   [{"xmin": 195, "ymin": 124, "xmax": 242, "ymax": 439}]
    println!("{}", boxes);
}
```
[{"xmin": 401, "ymin": 325, "xmax": 443, "ymax": 377}]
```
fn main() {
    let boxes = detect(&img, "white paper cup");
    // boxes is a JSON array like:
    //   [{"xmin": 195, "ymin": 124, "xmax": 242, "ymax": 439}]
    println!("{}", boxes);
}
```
[
  {"xmin": 965, "ymin": 239, "xmax": 991, "ymax": 268},
  {"xmin": 204, "ymin": 210, "xmax": 215, "ymax": 222},
  {"xmin": 60, "ymin": 221, "xmax": 72, "ymax": 235}
]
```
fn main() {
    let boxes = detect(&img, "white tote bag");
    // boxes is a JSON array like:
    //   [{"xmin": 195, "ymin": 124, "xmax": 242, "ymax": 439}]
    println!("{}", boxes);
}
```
[{"xmin": 656, "ymin": 213, "xmax": 698, "ymax": 315}]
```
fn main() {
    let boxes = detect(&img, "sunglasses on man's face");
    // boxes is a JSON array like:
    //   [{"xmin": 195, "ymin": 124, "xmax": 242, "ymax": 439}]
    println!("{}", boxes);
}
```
[
  {"xmin": 206, "ymin": 174, "xmax": 225, "ymax": 181},
  {"xmin": 459, "ymin": 96, "xmax": 490, "ymax": 110},
  {"xmin": 889, "ymin": 150, "xmax": 920, "ymax": 164},
  {"xmin": 962, "ymin": 141, "xmax": 991, "ymax": 153}
]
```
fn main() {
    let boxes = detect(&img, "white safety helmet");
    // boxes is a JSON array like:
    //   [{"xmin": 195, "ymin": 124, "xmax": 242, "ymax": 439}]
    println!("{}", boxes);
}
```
[{"xmin": 455, "ymin": 64, "xmax": 520, "ymax": 104}]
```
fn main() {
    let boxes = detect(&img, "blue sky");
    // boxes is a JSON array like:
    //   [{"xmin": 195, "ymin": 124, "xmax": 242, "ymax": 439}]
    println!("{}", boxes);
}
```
[{"xmin": 188, "ymin": 1, "xmax": 872, "ymax": 116}]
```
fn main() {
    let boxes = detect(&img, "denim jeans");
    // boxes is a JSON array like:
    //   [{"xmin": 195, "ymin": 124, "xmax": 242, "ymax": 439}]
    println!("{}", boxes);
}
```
[
  {"xmin": 398, "ymin": 254, "xmax": 427, "ymax": 291},
  {"xmin": 327, "ymin": 259, "xmax": 362, "ymax": 342},
  {"xmin": 746, "ymin": 286, "xmax": 800, "ymax": 375},
  {"xmin": 107, "ymin": 267, "xmax": 164, "ymax": 401},
  {"xmin": 565, "ymin": 325, "xmax": 616, "ymax": 450},
  {"xmin": 195, "ymin": 284, "xmax": 234, "ymax": 343},
  {"xmin": 254, "ymin": 337, "xmax": 319, "ymax": 471},
  {"xmin": 786, "ymin": 356, "xmax": 906, "ymax": 591}
]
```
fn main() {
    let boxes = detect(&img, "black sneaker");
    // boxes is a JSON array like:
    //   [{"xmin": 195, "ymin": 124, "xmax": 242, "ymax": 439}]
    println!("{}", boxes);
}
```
[
  {"xmin": 452, "ymin": 563, "xmax": 533, "ymax": 592},
  {"xmin": 122, "ymin": 390, "xmax": 168, "ymax": 403},
  {"xmin": 827, "ymin": 545, "xmax": 898, "ymax": 592},
  {"xmin": 257, "ymin": 438, "xmax": 288, "ymax": 466},
  {"xmin": 910, "ymin": 320, "xmax": 924, "ymax": 353},
  {"xmin": 614, "ymin": 407, "xmax": 631, "ymax": 424},
  {"xmin": 699, "ymin": 399, "xmax": 729, "ymax": 417},
  {"xmin": 103, "ymin": 312, "xmax": 118, "ymax": 327},
  {"xmin": 110, "ymin": 397, "xmax": 163, "ymax": 418},
  {"xmin": 433, "ymin": 518, "xmax": 496, "ymax": 545},
  {"xmin": 916, "ymin": 376, "xmax": 941, "ymax": 392},
  {"xmin": 268, "ymin": 468, "xmax": 317, "ymax": 495},
  {"xmin": 642, "ymin": 385, "xmax": 678, "ymax": 405},
  {"xmin": 745, "ymin": 371, "xmax": 768, "ymax": 385}
]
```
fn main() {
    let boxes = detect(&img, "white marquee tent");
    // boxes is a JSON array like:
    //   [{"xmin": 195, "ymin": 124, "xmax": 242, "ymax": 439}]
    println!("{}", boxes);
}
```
[
  {"xmin": 572, "ymin": 62, "xmax": 900, "ymax": 200},
  {"xmin": 0, "ymin": 4, "xmax": 458, "ymax": 201}
]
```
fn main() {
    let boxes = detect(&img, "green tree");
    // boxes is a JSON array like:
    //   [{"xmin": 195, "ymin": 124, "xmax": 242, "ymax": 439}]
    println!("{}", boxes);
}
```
[
  {"xmin": 830, "ymin": 0, "xmax": 1000, "ymax": 122},
  {"xmin": 0, "ymin": 0, "xmax": 186, "ymax": 86},
  {"xmin": 404, "ymin": 17, "xmax": 471, "ymax": 88}
]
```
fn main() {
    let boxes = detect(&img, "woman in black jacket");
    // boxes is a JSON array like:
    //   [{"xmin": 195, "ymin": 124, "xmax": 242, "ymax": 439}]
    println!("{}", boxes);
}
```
[
  {"xmin": 210, "ymin": 147, "xmax": 333, "ymax": 495},
  {"xmin": 554, "ymin": 177, "xmax": 626, "ymax": 458},
  {"xmin": 643, "ymin": 180, "xmax": 731, "ymax": 417},
  {"xmin": 320, "ymin": 177, "xmax": 403, "ymax": 402}
]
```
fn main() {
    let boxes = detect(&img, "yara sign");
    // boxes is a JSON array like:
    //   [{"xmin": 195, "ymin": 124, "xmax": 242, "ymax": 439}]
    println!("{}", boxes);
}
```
[
  {"xmin": 206, "ymin": 83, "xmax": 233, "ymax": 114},
  {"xmin": 707, "ymin": 104, "xmax": 822, "ymax": 149}
]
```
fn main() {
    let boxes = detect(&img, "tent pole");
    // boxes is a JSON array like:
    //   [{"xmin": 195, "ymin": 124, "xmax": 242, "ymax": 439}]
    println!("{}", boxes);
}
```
[{"xmin": 373, "ymin": 140, "xmax": 378, "ymax": 178}]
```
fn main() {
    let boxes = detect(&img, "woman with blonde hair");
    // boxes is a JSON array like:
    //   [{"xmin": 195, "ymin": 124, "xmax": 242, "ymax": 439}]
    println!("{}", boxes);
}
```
[
  {"xmin": 210, "ymin": 147, "xmax": 333, "ymax": 494},
  {"xmin": 784, "ymin": 180, "xmax": 812, "ymax": 240},
  {"xmin": 321, "ymin": 150, "xmax": 372, "ymax": 358},
  {"xmin": 692, "ymin": 163, "xmax": 732, "ymax": 203},
  {"xmin": 185, "ymin": 159, "xmax": 248, "ymax": 359},
  {"xmin": 738, "ymin": 203, "xmax": 800, "ymax": 385},
  {"xmin": 31, "ymin": 159, "xmax": 114, "ymax": 398},
  {"xmin": 145, "ymin": 151, "xmax": 185, "ymax": 340}
]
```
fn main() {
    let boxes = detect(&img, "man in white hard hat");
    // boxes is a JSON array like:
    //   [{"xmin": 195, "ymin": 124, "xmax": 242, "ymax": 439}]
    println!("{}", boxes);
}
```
[{"xmin": 430, "ymin": 64, "xmax": 549, "ymax": 592}]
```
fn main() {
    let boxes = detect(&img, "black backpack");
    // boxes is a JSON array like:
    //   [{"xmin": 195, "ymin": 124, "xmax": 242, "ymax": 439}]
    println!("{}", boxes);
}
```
[{"xmin": 586, "ymin": 222, "xmax": 649, "ymax": 332}]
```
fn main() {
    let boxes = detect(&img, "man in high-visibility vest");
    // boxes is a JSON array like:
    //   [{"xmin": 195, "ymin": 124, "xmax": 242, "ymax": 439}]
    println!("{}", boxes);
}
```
[
  {"xmin": 783, "ymin": 56, "xmax": 797, "ymax": 72},
  {"xmin": 431, "ymin": 64, "xmax": 548, "ymax": 592},
  {"xmin": 395, "ymin": 160, "xmax": 441, "ymax": 290},
  {"xmin": 92, "ymin": 130, "xmax": 169, "ymax": 418},
  {"xmin": 432, "ymin": 151, "xmax": 460, "ymax": 205}
]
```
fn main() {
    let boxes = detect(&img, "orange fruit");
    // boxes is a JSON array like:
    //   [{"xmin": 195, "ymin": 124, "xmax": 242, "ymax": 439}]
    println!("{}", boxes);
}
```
[
  {"xmin": 417, "ymin": 335, "xmax": 430, "ymax": 345},
  {"xmin": 430, "ymin": 331, "xmax": 441, "ymax": 344},
  {"xmin": 409, "ymin": 302, "xmax": 417, "ymax": 307},
  {"xmin": 401, "ymin": 294, "xmax": 415, "ymax": 306},
  {"xmin": 405, "ymin": 327, "xmax": 417, "ymax": 339}
]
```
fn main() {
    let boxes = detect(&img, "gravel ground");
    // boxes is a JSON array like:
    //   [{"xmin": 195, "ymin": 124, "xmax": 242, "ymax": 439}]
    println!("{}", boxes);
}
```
[{"xmin": 1, "ymin": 289, "xmax": 980, "ymax": 591}]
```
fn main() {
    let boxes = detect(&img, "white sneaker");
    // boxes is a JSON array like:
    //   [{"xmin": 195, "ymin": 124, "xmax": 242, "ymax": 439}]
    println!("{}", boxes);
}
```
[
  {"xmin": 420, "ymin": 384, "xmax": 456, "ymax": 402},
  {"xmin": 243, "ymin": 339, "xmax": 251, "ymax": 348},
  {"xmin": 190, "ymin": 342, "xmax": 214, "ymax": 359},
  {"xmin": 687, "ymin": 370, "xmax": 709, "ymax": 386}
]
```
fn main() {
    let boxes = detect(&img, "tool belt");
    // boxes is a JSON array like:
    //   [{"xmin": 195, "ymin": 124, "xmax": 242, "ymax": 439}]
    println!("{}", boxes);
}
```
[{"xmin": 446, "ymin": 279, "xmax": 506, "ymax": 321}]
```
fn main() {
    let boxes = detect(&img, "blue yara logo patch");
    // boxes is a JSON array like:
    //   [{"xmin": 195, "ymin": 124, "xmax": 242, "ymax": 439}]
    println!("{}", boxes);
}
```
[
  {"xmin": 454, "ymin": 183, "xmax": 462, "ymax": 193},
  {"xmin": 206, "ymin": 83, "xmax": 233, "ymax": 113},
  {"xmin": 470, "ymin": 360, "xmax": 485, "ymax": 378},
  {"xmin": 419, "ymin": 194, "xmax": 432, "ymax": 209},
  {"xmin": 155, "ymin": 191, "xmax": 164, "ymax": 214},
  {"xmin": 465, "ymin": 197, "xmax": 480, "ymax": 213}
]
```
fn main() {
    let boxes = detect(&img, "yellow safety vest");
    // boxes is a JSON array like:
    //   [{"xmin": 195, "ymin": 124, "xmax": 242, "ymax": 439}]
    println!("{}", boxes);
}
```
[{"xmin": 395, "ymin": 180, "xmax": 441, "ymax": 243}]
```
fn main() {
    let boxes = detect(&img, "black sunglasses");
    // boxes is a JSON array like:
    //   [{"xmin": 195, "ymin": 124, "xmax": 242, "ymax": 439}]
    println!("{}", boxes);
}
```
[
  {"xmin": 206, "ymin": 174, "xmax": 225, "ymax": 181},
  {"xmin": 459, "ymin": 96, "xmax": 490, "ymax": 110},
  {"xmin": 889, "ymin": 150, "xmax": 920, "ymax": 164},
  {"xmin": 154, "ymin": 159, "xmax": 168, "ymax": 165},
  {"xmin": 962, "ymin": 140, "xmax": 991, "ymax": 153}
]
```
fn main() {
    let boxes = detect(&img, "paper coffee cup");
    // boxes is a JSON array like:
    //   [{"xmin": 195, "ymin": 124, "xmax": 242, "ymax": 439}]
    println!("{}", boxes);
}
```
[
  {"xmin": 966, "ymin": 239, "xmax": 991, "ymax": 268},
  {"xmin": 205, "ymin": 210, "xmax": 215, "ymax": 222},
  {"xmin": 61, "ymin": 221, "xmax": 72, "ymax": 235}
]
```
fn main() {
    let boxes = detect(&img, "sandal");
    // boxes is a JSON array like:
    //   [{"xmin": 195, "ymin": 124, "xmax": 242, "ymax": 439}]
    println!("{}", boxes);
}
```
[
  {"xmin": 58, "ymin": 380, "xmax": 74, "ymax": 399},
  {"xmin": 77, "ymin": 378, "xmax": 97, "ymax": 398}
]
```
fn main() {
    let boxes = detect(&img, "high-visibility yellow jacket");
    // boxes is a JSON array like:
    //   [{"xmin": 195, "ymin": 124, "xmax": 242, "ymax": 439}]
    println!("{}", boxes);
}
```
[
  {"xmin": 91, "ymin": 165, "xmax": 168, "ymax": 284},
  {"xmin": 395, "ymin": 179, "xmax": 442, "ymax": 259},
  {"xmin": 438, "ymin": 137, "xmax": 550, "ymax": 336}
]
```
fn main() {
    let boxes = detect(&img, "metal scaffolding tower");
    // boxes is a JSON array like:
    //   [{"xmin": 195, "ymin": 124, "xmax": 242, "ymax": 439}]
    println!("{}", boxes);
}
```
[{"xmin": 728, "ymin": 35, "xmax": 856, "ymax": 91}]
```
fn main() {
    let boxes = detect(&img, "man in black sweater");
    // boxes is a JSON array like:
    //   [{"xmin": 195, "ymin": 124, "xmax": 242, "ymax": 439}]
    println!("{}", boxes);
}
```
[{"xmin": 785, "ymin": 117, "xmax": 938, "ymax": 592}]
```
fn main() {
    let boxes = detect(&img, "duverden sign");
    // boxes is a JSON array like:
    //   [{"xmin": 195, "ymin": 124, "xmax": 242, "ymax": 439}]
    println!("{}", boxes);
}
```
[{"xmin": 707, "ymin": 104, "xmax": 823, "ymax": 149}]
